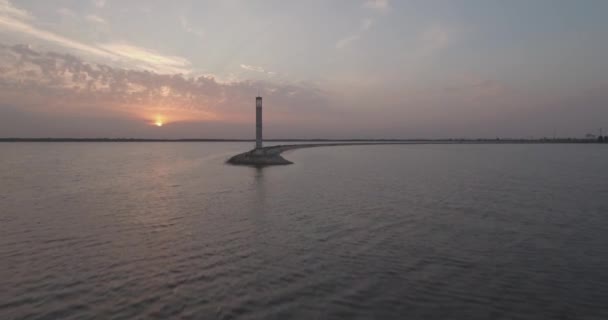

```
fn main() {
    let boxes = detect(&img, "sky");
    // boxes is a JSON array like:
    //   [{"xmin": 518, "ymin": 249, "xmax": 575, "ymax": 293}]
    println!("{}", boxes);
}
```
[{"xmin": 0, "ymin": 0, "xmax": 607, "ymax": 139}]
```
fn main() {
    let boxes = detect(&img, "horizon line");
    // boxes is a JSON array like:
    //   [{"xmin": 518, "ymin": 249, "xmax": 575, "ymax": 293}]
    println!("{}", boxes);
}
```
[{"xmin": 0, "ymin": 137, "xmax": 601, "ymax": 143}]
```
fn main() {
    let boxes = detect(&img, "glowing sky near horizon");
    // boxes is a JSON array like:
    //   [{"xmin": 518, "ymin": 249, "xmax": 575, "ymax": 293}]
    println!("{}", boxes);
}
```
[{"xmin": 0, "ymin": 0, "xmax": 607, "ymax": 138}]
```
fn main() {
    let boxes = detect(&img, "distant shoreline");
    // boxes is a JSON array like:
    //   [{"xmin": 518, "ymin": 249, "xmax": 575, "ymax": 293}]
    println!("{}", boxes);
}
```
[{"xmin": 0, "ymin": 138, "xmax": 605, "ymax": 143}]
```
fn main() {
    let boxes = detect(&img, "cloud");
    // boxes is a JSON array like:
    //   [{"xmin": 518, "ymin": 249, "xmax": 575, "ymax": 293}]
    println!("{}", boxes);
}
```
[
  {"xmin": 335, "ymin": 35, "xmax": 360, "ymax": 49},
  {"xmin": 93, "ymin": 0, "xmax": 106, "ymax": 9},
  {"xmin": 0, "ymin": 12, "xmax": 115, "ymax": 58},
  {"xmin": 240, "ymin": 64, "xmax": 265, "ymax": 73},
  {"xmin": 179, "ymin": 15, "xmax": 204, "ymax": 38},
  {"xmin": 361, "ymin": 18, "xmax": 374, "ymax": 31},
  {"xmin": 98, "ymin": 43, "xmax": 191, "ymax": 74},
  {"xmin": 85, "ymin": 14, "xmax": 106, "ymax": 24},
  {"xmin": 335, "ymin": 18, "xmax": 375, "ymax": 49},
  {"xmin": 240, "ymin": 64, "xmax": 277, "ymax": 76},
  {"xmin": 0, "ymin": 1, "xmax": 192, "ymax": 74},
  {"xmin": 58, "ymin": 9, "xmax": 106, "ymax": 26},
  {"xmin": 363, "ymin": 0, "xmax": 390, "ymax": 12},
  {"xmin": 336, "ymin": 2, "xmax": 384, "ymax": 49},
  {"xmin": 0, "ymin": 44, "xmax": 330, "ymax": 129},
  {"xmin": 57, "ymin": 8, "xmax": 76, "ymax": 18},
  {"xmin": 1, "ymin": 45, "xmax": 606, "ymax": 139},
  {"xmin": 421, "ymin": 26, "xmax": 450, "ymax": 50},
  {"xmin": 0, "ymin": 0, "xmax": 31, "ymax": 20},
  {"xmin": 413, "ymin": 25, "xmax": 453, "ymax": 58},
  {"xmin": 399, "ymin": 25, "xmax": 455, "ymax": 63}
]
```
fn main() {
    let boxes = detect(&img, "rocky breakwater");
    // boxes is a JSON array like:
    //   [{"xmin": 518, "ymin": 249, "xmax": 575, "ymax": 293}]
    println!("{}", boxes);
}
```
[
  {"xmin": 227, "ymin": 143, "xmax": 386, "ymax": 166},
  {"xmin": 227, "ymin": 145, "xmax": 294, "ymax": 166}
]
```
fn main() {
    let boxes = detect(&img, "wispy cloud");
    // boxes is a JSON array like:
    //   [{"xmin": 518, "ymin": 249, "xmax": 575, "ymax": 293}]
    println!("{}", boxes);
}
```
[
  {"xmin": 57, "ymin": 8, "xmax": 76, "ymax": 18},
  {"xmin": 0, "ymin": 0, "xmax": 191, "ymax": 74},
  {"xmin": 240, "ymin": 64, "xmax": 277, "ymax": 76},
  {"xmin": 340, "ymin": 0, "xmax": 387, "ymax": 48},
  {"xmin": 0, "ymin": 0, "xmax": 31, "ymax": 20},
  {"xmin": 361, "ymin": 18, "xmax": 374, "ymax": 31},
  {"xmin": 413, "ymin": 25, "xmax": 453, "ymax": 59},
  {"xmin": 179, "ymin": 15, "xmax": 204, "ymax": 38},
  {"xmin": 93, "ymin": 0, "xmax": 106, "ymax": 9},
  {"xmin": 0, "ymin": 12, "xmax": 115, "ymax": 58},
  {"xmin": 335, "ymin": 35, "xmax": 360, "ymax": 49},
  {"xmin": 335, "ymin": 18, "xmax": 375, "ymax": 49},
  {"xmin": 98, "ymin": 43, "xmax": 191, "ymax": 74},
  {"xmin": 85, "ymin": 14, "xmax": 106, "ymax": 24},
  {"xmin": 363, "ymin": 0, "xmax": 390, "ymax": 12},
  {"xmin": 240, "ymin": 64, "xmax": 265, "ymax": 73}
]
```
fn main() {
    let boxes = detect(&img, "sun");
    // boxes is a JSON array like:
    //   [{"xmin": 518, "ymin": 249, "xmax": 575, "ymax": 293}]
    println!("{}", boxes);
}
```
[{"xmin": 153, "ymin": 115, "xmax": 164, "ymax": 127}]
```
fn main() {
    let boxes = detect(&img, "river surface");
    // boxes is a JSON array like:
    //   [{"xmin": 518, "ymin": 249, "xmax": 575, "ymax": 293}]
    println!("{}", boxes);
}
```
[{"xmin": 1, "ymin": 142, "xmax": 607, "ymax": 319}]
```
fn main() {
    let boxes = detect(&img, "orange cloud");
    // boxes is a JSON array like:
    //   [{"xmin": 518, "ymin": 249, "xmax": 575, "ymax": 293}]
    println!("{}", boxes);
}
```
[{"xmin": 0, "ymin": 44, "xmax": 332, "ymax": 128}]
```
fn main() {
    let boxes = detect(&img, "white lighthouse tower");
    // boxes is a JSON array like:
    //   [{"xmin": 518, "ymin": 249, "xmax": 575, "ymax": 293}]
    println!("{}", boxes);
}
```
[{"xmin": 255, "ymin": 96, "xmax": 263, "ymax": 150}]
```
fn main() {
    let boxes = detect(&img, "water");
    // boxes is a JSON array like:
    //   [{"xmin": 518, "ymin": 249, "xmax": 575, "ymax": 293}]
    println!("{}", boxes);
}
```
[{"xmin": 1, "ymin": 143, "xmax": 607, "ymax": 319}]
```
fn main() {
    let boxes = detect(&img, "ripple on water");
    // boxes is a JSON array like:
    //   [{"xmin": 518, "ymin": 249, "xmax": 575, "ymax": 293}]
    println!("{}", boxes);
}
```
[{"xmin": 1, "ymin": 143, "xmax": 608, "ymax": 319}]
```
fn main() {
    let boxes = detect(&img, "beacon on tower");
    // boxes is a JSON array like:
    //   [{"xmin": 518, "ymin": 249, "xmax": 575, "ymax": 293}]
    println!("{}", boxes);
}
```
[{"xmin": 255, "ymin": 96, "xmax": 263, "ymax": 149}]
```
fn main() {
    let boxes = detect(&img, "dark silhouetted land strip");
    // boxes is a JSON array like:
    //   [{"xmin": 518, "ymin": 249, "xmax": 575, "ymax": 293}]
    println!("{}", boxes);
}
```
[{"xmin": 1, "ymin": 138, "xmax": 605, "ymax": 143}]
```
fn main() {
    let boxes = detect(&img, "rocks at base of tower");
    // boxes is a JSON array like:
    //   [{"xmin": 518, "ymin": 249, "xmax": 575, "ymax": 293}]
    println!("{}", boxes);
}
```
[{"xmin": 226, "ymin": 147, "xmax": 293, "ymax": 166}]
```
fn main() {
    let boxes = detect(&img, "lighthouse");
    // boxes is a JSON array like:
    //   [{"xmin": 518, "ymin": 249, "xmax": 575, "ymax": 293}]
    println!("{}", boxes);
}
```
[{"xmin": 255, "ymin": 96, "xmax": 263, "ymax": 149}]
